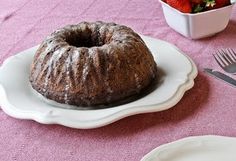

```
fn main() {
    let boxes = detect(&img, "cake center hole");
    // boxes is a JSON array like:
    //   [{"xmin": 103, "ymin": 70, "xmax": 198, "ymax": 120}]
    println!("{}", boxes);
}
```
[{"xmin": 66, "ymin": 31, "xmax": 104, "ymax": 48}]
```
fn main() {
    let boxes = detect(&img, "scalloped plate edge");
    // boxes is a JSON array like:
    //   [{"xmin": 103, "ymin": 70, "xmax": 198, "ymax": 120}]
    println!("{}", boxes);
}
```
[{"xmin": 141, "ymin": 135, "xmax": 236, "ymax": 161}]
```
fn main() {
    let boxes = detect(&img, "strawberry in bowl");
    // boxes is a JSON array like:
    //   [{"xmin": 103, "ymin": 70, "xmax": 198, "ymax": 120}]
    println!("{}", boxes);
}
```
[
  {"xmin": 159, "ymin": 0, "xmax": 235, "ymax": 39},
  {"xmin": 166, "ymin": 0, "xmax": 192, "ymax": 13}
]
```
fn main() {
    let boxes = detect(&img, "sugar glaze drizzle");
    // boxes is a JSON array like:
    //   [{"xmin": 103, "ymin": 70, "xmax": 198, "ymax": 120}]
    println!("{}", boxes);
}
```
[
  {"xmin": 103, "ymin": 48, "xmax": 113, "ymax": 102},
  {"xmin": 82, "ymin": 49, "xmax": 91, "ymax": 83},
  {"xmin": 42, "ymin": 42, "xmax": 67, "ymax": 94},
  {"xmin": 64, "ymin": 49, "xmax": 72, "ymax": 104}
]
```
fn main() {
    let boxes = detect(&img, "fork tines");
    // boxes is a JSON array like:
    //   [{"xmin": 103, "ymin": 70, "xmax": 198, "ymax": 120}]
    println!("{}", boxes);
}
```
[{"xmin": 213, "ymin": 48, "xmax": 236, "ymax": 68}]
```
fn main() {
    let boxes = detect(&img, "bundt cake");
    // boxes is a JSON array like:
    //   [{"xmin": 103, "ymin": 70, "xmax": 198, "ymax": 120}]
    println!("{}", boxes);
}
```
[{"xmin": 29, "ymin": 21, "xmax": 157, "ymax": 107}]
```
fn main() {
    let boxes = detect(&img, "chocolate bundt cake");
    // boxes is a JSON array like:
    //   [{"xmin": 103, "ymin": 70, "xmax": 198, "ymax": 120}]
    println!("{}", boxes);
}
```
[{"xmin": 30, "ymin": 21, "xmax": 157, "ymax": 107}]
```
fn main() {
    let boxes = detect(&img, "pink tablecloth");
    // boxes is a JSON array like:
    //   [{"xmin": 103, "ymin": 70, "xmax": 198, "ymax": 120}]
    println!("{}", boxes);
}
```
[{"xmin": 0, "ymin": 0, "xmax": 236, "ymax": 160}]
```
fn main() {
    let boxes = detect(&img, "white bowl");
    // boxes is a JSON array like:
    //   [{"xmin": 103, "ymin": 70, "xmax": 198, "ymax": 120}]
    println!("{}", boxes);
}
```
[{"xmin": 159, "ymin": 0, "xmax": 235, "ymax": 39}]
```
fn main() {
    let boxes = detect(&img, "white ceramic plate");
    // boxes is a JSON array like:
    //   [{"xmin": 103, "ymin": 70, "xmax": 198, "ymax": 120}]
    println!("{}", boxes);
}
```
[
  {"xmin": 141, "ymin": 135, "xmax": 236, "ymax": 161},
  {"xmin": 0, "ymin": 35, "xmax": 197, "ymax": 129}
]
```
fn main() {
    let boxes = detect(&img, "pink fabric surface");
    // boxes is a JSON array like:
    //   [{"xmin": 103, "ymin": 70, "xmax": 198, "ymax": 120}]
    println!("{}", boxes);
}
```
[{"xmin": 0, "ymin": 0, "xmax": 236, "ymax": 160}]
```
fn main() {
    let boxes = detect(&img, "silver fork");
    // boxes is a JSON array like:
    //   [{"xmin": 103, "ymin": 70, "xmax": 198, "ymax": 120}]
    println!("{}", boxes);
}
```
[{"xmin": 213, "ymin": 48, "xmax": 236, "ymax": 74}]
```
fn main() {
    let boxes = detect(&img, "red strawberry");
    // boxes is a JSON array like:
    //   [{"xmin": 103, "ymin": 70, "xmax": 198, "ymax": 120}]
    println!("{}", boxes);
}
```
[{"xmin": 167, "ymin": 0, "xmax": 192, "ymax": 13}]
